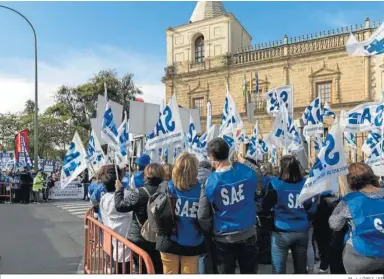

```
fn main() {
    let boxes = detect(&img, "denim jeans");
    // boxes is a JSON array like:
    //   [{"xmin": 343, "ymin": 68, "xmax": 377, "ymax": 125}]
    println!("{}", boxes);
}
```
[
  {"xmin": 271, "ymin": 231, "xmax": 308, "ymax": 274},
  {"xmin": 307, "ymin": 226, "xmax": 315, "ymax": 272},
  {"xmin": 215, "ymin": 235, "xmax": 258, "ymax": 274}
]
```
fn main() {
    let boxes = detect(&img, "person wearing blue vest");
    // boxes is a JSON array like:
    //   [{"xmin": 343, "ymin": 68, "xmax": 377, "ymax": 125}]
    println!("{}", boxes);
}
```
[
  {"xmin": 329, "ymin": 163, "xmax": 384, "ymax": 274},
  {"xmin": 156, "ymin": 153, "xmax": 205, "ymax": 274},
  {"xmin": 262, "ymin": 155, "xmax": 313, "ymax": 274},
  {"xmin": 130, "ymin": 154, "xmax": 150, "ymax": 189},
  {"xmin": 90, "ymin": 180, "xmax": 106, "ymax": 222},
  {"xmin": 198, "ymin": 138, "xmax": 258, "ymax": 274}
]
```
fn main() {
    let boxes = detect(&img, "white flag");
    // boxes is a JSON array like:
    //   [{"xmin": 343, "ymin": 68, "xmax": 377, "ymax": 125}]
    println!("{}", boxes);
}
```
[
  {"xmin": 346, "ymin": 22, "xmax": 384, "ymax": 56},
  {"xmin": 266, "ymin": 102, "xmax": 303, "ymax": 152},
  {"xmin": 365, "ymin": 145, "xmax": 384, "ymax": 176},
  {"xmin": 265, "ymin": 85, "xmax": 294, "ymax": 117},
  {"xmin": 207, "ymin": 100, "xmax": 212, "ymax": 131},
  {"xmin": 61, "ymin": 131, "xmax": 87, "ymax": 189},
  {"xmin": 86, "ymin": 129, "xmax": 106, "ymax": 179},
  {"xmin": 187, "ymin": 114, "xmax": 203, "ymax": 155},
  {"xmin": 145, "ymin": 95, "xmax": 184, "ymax": 150},
  {"xmin": 116, "ymin": 111, "xmax": 130, "ymax": 163},
  {"xmin": 298, "ymin": 122, "xmax": 348, "ymax": 203},
  {"xmin": 302, "ymin": 97, "xmax": 324, "ymax": 137},
  {"xmin": 101, "ymin": 84, "xmax": 119, "ymax": 148},
  {"xmin": 341, "ymin": 101, "xmax": 384, "ymax": 133},
  {"xmin": 362, "ymin": 131, "xmax": 381, "ymax": 155}
]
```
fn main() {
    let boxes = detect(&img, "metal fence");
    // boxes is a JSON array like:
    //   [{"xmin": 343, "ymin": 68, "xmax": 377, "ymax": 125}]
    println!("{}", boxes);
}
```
[{"xmin": 83, "ymin": 208, "xmax": 155, "ymax": 274}]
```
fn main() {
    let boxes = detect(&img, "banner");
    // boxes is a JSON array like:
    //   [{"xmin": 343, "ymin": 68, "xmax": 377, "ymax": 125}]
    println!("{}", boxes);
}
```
[
  {"xmin": 265, "ymin": 85, "xmax": 294, "ymax": 117},
  {"xmin": 41, "ymin": 159, "xmax": 57, "ymax": 173},
  {"xmin": 346, "ymin": 21, "xmax": 384, "ymax": 56},
  {"xmin": 86, "ymin": 129, "xmax": 106, "ymax": 179},
  {"xmin": 298, "ymin": 123, "xmax": 348, "ymax": 203},
  {"xmin": 220, "ymin": 88, "xmax": 238, "ymax": 132},
  {"xmin": 145, "ymin": 95, "xmax": 184, "ymax": 151},
  {"xmin": 302, "ymin": 97, "xmax": 324, "ymax": 137},
  {"xmin": 101, "ymin": 85, "xmax": 119, "ymax": 148},
  {"xmin": 60, "ymin": 131, "xmax": 87, "ymax": 189},
  {"xmin": 14, "ymin": 129, "xmax": 29, "ymax": 162},
  {"xmin": 341, "ymin": 102, "xmax": 384, "ymax": 133},
  {"xmin": 207, "ymin": 100, "xmax": 212, "ymax": 131},
  {"xmin": 51, "ymin": 181, "xmax": 84, "ymax": 200},
  {"xmin": 0, "ymin": 152, "xmax": 14, "ymax": 171}
]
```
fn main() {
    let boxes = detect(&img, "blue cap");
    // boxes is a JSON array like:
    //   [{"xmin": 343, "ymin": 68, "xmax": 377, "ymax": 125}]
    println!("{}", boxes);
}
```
[{"xmin": 135, "ymin": 154, "xmax": 150, "ymax": 168}]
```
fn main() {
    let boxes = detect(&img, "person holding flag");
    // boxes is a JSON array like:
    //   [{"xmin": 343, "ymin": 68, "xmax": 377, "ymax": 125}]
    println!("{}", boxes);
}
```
[
  {"xmin": 262, "ymin": 155, "xmax": 314, "ymax": 274},
  {"xmin": 130, "ymin": 154, "xmax": 151, "ymax": 189}
]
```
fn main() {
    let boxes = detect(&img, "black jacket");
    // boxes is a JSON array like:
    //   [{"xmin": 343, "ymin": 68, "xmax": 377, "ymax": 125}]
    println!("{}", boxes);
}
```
[
  {"xmin": 19, "ymin": 171, "xmax": 33, "ymax": 187},
  {"xmin": 114, "ymin": 180, "xmax": 160, "ymax": 242}
]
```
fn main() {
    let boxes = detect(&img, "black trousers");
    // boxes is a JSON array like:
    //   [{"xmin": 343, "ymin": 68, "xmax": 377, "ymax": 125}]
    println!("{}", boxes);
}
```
[
  {"xmin": 215, "ymin": 235, "xmax": 258, "ymax": 274},
  {"xmin": 83, "ymin": 183, "xmax": 89, "ymax": 200},
  {"xmin": 20, "ymin": 185, "xmax": 30, "ymax": 203},
  {"xmin": 130, "ymin": 237, "xmax": 163, "ymax": 274}
]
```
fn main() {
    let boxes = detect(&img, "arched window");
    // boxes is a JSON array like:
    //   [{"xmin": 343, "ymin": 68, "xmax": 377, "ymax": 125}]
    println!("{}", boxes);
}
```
[{"xmin": 195, "ymin": 35, "xmax": 204, "ymax": 63}]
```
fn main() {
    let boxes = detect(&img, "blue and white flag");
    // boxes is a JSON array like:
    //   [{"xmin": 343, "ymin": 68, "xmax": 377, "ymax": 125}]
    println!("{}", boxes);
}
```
[
  {"xmin": 86, "ymin": 129, "xmax": 106, "ymax": 179},
  {"xmin": 341, "ymin": 101, "xmax": 384, "ymax": 133},
  {"xmin": 116, "ymin": 111, "xmax": 130, "ymax": 163},
  {"xmin": 365, "ymin": 145, "xmax": 384, "ymax": 176},
  {"xmin": 101, "ymin": 83, "xmax": 119, "ymax": 148},
  {"xmin": 344, "ymin": 131, "xmax": 357, "ymax": 150},
  {"xmin": 313, "ymin": 134, "xmax": 323, "ymax": 153},
  {"xmin": 269, "ymin": 146, "xmax": 277, "ymax": 166},
  {"xmin": 220, "ymin": 89, "xmax": 238, "ymax": 132},
  {"xmin": 302, "ymin": 97, "xmax": 324, "ymax": 137},
  {"xmin": 346, "ymin": 21, "xmax": 384, "ymax": 56},
  {"xmin": 323, "ymin": 102, "xmax": 336, "ymax": 119},
  {"xmin": 187, "ymin": 114, "xmax": 203, "ymax": 155},
  {"xmin": 362, "ymin": 131, "xmax": 381, "ymax": 155},
  {"xmin": 298, "ymin": 122, "xmax": 348, "ymax": 203},
  {"xmin": 61, "ymin": 131, "xmax": 87, "ymax": 189},
  {"xmin": 264, "ymin": 85, "xmax": 294, "ymax": 117},
  {"xmin": 266, "ymin": 101, "xmax": 303, "ymax": 152},
  {"xmin": 145, "ymin": 95, "xmax": 184, "ymax": 150}
]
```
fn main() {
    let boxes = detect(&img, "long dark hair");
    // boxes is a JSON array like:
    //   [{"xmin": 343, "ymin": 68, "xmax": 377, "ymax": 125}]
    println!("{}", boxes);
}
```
[{"xmin": 279, "ymin": 155, "xmax": 304, "ymax": 184}]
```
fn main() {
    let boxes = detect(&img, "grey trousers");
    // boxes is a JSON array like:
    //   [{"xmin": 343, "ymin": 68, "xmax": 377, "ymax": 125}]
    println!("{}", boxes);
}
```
[{"xmin": 343, "ymin": 244, "xmax": 384, "ymax": 274}]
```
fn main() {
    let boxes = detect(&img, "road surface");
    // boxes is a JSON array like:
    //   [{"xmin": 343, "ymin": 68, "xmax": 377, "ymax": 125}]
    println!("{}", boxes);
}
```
[
  {"xmin": 0, "ymin": 200, "xmax": 297, "ymax": 274},
  {"xmin": 0, "ymin": 200, "xmax": 89, "ymax": 274}
]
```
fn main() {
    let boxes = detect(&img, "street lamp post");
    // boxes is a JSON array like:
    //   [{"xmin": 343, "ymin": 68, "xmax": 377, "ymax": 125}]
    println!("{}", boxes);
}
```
[{"xmin": 0, "ymin": 5, "xmax": 38, "ymax": 170}]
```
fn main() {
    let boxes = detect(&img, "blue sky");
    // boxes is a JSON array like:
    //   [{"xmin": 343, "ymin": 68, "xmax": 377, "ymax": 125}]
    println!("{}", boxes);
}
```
[{"xmin": 0, "ymin": 1, "xmax": 383, "ymax": 113}]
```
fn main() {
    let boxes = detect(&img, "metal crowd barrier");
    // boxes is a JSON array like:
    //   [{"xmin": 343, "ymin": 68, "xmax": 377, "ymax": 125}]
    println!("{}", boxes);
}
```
[
  {"xmin": 0, "ymin": 182, "xmax": 11, "ymax": 203},
  {"xmin": 84, "ymin": 208, "xmax": 155, "ymax": 274}
]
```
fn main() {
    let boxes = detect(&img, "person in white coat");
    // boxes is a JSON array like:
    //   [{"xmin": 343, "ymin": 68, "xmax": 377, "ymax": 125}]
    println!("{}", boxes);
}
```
[{"xmin": 99, "ymin": 164, "xmax": 132, "ymax": 274}]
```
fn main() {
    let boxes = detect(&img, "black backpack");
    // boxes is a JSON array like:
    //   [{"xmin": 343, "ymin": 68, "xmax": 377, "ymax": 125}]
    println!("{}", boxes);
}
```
[{"xmin": 147, "ymin": 181, "xmax": 177, "ymax": 236}]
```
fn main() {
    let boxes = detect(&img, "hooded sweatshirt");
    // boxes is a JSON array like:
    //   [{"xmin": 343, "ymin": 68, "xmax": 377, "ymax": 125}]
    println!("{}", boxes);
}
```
[{"xmin": 197, "ymin": 168, "xmax": 211, "ymax": 185}]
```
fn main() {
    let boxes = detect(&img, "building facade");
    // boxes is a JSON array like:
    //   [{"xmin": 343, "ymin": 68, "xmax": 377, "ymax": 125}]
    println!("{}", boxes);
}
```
[{"xmin": 162, "ymin": 1, "xmax": 384, "ymax": 162}]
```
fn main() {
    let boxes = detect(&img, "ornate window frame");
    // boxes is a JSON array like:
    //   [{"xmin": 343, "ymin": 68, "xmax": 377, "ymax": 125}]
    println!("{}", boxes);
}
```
[{"xmin": 309, "ymin": 62, "xmax": 341, "ymax": 104}]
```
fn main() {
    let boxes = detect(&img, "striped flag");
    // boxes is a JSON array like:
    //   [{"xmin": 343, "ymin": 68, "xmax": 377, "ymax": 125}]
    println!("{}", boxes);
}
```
[
  {"xmin": 254, "ymin": 72, "xmax": 259, "ymax": 95},
  {"xmin": 242, "ymin": 73, "xmax": 247, "ymax": 97}
]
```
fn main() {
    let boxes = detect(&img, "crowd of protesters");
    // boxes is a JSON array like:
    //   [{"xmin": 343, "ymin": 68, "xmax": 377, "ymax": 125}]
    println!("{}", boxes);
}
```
[
  {"xmin": 84, "ymin": 138, "xmax": 384, "ymax": 274},
  {"xmin": 0, "ymin": 167, "xmax": 58, "ymax": 204}
]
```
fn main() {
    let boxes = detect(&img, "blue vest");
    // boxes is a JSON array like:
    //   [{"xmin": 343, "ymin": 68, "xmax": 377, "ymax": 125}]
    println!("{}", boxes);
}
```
[
  {"xmin": 271, "ymin": 178, "xmax": 309, "ymax": 232},
  {"xmin": 343, "ymin": 192, "xmax": 384, "ymax": 258},
  {"xmin": 122, "ymin": 173, "xmax": 130, "ymax": 189},
  {"xmin": 169, "ymin": 182, "xmax": 204, "ymax": 247},
  {"xmin": 134, "ymin": 171, "xmax": 144, "ymax": 188},
  {"xmin": 205, "ymin": 163, "xmax": 257, "ymax": 234}
]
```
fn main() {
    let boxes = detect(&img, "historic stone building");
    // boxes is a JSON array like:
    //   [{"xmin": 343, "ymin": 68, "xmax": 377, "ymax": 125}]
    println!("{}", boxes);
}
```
[{"xmin": 162, "ymin": 1, "xmax": 384, "ymax": 161}]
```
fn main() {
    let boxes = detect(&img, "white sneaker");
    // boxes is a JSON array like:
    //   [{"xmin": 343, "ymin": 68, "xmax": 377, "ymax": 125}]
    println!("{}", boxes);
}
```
[{"xmin": 318, "ymin": 268, "xmax": 328, "ymax": 274}]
